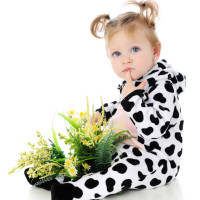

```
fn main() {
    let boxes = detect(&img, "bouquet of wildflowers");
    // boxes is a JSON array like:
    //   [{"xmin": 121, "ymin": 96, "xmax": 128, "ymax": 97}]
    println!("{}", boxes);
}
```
[{"xmin": 9, "ymin": 97, "xmax": 134, "ymax": 186}]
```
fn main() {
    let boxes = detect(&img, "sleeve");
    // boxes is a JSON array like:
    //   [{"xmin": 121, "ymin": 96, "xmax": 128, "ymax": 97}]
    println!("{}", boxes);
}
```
[
  {"xmin": 120, "ymin": 80, "xmax": 176, "ymax": 139},
  {"xmin": 95, "ymin": 100, "xmax": 120, "ymax": 121}
]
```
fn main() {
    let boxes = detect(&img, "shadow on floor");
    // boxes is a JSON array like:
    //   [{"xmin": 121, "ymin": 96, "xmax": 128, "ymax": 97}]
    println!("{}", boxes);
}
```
[{"xmin": 27, "ymin": 179, "xmax": 183, "ymax": 200}]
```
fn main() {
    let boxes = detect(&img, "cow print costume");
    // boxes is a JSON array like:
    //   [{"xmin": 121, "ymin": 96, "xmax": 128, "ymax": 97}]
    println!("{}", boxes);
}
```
[{"xmin": 26, "ymin": 59, "xmax": 186, "ymax": 200}]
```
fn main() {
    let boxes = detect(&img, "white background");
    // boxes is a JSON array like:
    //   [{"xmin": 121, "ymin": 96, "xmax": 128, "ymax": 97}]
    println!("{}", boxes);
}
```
[{"xmin": 0, "ymin": 0, "xmax": 199, "ymax": 199}]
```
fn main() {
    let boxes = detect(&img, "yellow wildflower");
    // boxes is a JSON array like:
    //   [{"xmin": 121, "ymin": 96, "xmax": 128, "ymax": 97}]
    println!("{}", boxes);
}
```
[
  {"xmin": 71, "ymin": 156, "xmax": 77, "ymax": 162},
  {"xmin": 80, "ymin": 112, "xmax": 84, "ymax": 117},
  {"xmin": 65, "ymin": 159, "xmax": 72, "ymax": 168},
  {"xmin": 69, "ymin": 110, "xmax": 74, "ymax": 115},
  {"xmin": 74, "ymin": 118, "xmax": 78, "ymax": 122},
  {"xmin": 97, "ymin": 134, "xmax": 102, "ymax": 139},
  {"xmin": 83, "ymin": 140, "xmax": 87, "ymax": 145},
  {"xmin": 84, "ymin": 128, "xmax": 88, "ymax": 132},
  {"xmin": 93, "ymin": 126, "xmax": 98, "ymax": 131},
  {"xmin": 68, "ymin": 166, "xmax": 77, "ymax": 177},
  {"xmin": 83, "ymin": 163, "xmax": 91, "ymax": 170}
]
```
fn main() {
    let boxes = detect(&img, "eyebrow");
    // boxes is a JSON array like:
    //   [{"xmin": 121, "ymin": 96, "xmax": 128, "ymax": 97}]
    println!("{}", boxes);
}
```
[{"xmin": 108, "ymin": 41, "xmax": 141, "ymax": 53}]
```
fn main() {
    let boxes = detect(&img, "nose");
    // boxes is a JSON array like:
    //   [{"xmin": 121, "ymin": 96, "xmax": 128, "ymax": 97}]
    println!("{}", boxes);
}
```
[{"xmin": 122, "ymin": 55, "xmax": 133, "ymax": 64}]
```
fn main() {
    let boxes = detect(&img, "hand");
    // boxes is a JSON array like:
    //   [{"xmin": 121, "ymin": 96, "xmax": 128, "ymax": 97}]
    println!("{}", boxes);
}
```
[
  {"xmin": 122, "ymin": 70, "xmax": 147, "ymax": 99},
  {"xmin": 90, "ymin": 111, "xmax": 101, "ymax": 125}
]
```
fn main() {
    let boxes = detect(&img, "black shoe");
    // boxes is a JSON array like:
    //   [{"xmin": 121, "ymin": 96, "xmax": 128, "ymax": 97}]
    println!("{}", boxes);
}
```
[
  {"xmin": 51, "ymin": 183, "xmax": 74, "ymax": 200},
  {"xmin": 24, "ymin": 168, "xmax": 60, "ymax": 191}
]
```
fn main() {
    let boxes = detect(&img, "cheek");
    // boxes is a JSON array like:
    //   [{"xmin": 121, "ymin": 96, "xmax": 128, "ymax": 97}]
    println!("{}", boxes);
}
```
[
  {"xmin": 111, "ymin": 63, "xmax": 123, "ymax": 78},
  {"xmin": 112, "ymin": 65, "xmax": 120, "ymax": 75},
  {"xmin": 138, "ymin": 53, "xmax": 152, "ymax": 66},
  {"xmin": 111, "ymin": 61, "xmax": 119, "ymax": 73}
]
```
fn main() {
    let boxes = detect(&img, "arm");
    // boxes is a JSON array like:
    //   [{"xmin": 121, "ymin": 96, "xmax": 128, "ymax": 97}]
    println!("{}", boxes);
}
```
[{"xmin": 121, "ymin": 80, "xmax": 176, "ymax": 139}]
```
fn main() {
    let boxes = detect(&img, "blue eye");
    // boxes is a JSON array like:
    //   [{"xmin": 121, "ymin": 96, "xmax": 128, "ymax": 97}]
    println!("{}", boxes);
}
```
[
  {"xmin": 131, "ymin": 47, "xmax": 140, "ymax": 52},
  {"xmin": 113, "ymin": 51, "xmax": 121, "ymax": 57}
]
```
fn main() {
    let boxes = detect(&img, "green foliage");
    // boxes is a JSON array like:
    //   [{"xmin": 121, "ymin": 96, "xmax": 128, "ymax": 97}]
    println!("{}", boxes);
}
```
[
  {"xmin": 52, "ymin": 128, "xmax": 62, "ymax": 152},
  {"xmin": 58, "ymin": 113, "xmax": 85, "ymax": 133},
  {"xmin": 94, "ymin": 130, "xmax": 115, "ymax": 171},
  {"xmin": 113, "ymin": 135, "xmax": 131, "ymax": 146},
  {"xmin": 8, "ymin": 132, "xmax": 53, "ymax": 178},
  {"xmin": 49, "ymin": 139, "xmax": 65, "ymax": 160},
  {"xmin": 33, "ymin": 173, "xmax": 58, "ymax": 187},
  {"xmin": 9, "ymin": 97, "xmax": 139, "ymax": 186}
]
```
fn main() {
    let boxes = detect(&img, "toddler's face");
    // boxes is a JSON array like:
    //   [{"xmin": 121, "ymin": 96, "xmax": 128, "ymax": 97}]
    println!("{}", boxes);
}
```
[{"xmin": 107, "ymin": 29, "xmax": 157, "ymax": 81}]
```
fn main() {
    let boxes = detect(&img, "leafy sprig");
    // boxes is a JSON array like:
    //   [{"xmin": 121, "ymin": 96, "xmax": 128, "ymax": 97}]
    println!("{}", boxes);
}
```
[{"xmin": 9, "ymin": 97, "xmax": 137, "ymax": 186}]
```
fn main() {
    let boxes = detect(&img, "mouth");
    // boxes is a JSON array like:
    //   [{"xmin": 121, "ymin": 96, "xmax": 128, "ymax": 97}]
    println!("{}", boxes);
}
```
[{"xmin": 122, "ymin": 67, "xmax": 133, "ymax": 72}]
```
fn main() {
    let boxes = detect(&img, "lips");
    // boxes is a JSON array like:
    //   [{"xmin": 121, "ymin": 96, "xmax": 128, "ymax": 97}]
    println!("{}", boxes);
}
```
[{"xmin": 122, "ymin": 67, "xmax": 133, "ymax": 72}]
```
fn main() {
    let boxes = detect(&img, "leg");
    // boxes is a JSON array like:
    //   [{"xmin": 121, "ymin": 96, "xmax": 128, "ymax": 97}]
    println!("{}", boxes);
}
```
[{"xmin": 51, "ymin": 144, "xmax": 175, "ymax": 200}]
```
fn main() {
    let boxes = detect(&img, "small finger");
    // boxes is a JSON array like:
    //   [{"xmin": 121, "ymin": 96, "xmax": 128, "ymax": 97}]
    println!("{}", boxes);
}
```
[{"xmin": 125, "ymin": 70, "xmax": 133, "ymax": 84}]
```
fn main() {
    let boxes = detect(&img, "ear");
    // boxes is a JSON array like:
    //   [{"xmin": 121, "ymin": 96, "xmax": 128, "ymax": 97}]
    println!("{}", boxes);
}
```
[{"xmin": 153, "ymin": 42, "xmax": 161, "ymax": 59}]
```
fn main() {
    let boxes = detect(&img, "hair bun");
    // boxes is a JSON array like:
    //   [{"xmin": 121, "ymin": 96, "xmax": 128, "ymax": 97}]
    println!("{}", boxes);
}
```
[
  {"xmin": 124, "ymin": 0, "xmax": 159, "ymax": 29},
  {"xmin": 90, "ymin": 14, "xmax": 110, "ymax": 39}
]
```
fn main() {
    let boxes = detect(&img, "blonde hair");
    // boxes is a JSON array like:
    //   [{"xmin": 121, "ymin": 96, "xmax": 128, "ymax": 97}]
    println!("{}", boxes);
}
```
[{"xmin": 91, "ymin": 0, "xmax": 160, "ymax": 50}]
